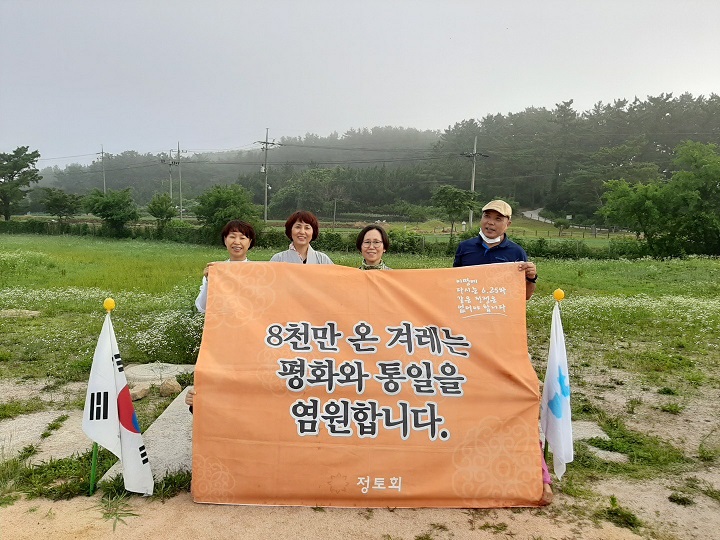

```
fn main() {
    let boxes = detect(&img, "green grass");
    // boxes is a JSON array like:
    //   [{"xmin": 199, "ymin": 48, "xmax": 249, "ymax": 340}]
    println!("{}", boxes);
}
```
[
  {"xmin": 92, "ymin": 492, "xmax": 139, "ymax": 531},
  {"xmin": 1, "ymin": 442, "xmax": 191, "ymax": 503},
  {"xmin": 99, "ymin": 469, "xmax": 192, "ymax": 502},
  {"xmin": 595, "ymin": 495, "xmax": 642, "ymax": 531},
  {"xmin": 0, "ymin": 452, "xmax": 27, "ymax": 506},
  {"xmin": 659, "ymin": 402, "xmax": 684, "ymax": 415},
  {"xmin": 0, "ymin": 398, "xmax": 46, "ymax": 420},
  {"xmin": 668, "ymin": 491, "xmax": 695, "ymax": 505},
  {"xmin": 0, "ymin": 235, "xmax": 210, "ymax": 292},
  {"xmin": 557, "ymin": 407, "xmax": 691, "ymax": 486},
  {"xmin": 176, "ymin": 371, "xmax": 194, "ymax": 388},
  {"xmin": 592, "ymin": 417, "xmax": 688, "ymax": 468},
  {"xmin": 132, "ymin": 388, "xmax": 175, "ymax": 429},
  {"xmin": 13, "ymin": 447, "xmax": 117, "ymax": 500},
  {"xmin": 148, "ymin": 470, "xmax": 192, "ymax": 501},
  {"xmin": 698, "ymin": 429, "xmax": 720, "ymax": 463},
  {"xmin": 41, "ymin": 414, "xmax": 69, "ymax": 439}
]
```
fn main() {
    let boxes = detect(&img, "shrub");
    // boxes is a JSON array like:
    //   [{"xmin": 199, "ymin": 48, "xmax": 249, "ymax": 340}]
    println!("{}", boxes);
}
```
[
  {"xmin": 423, "ymin": 240, "xmax": 450, "ymax": 257},
  {"xmin": 0, "ymin": 218, "xmax": 48, "ymax": 234},
  {"xmin": 553, "ymin": 240, "xmax": 594, "ymax": 259},
  {"xmin": 83, "ymin": 189, "xmax": 139, "ymax": 237},
  {"xmin": 515, "ymin": 237, "xmax": 550, "ymax": 258},
  {"xmin": 146, "ymin": 193, "xmax": 177, "ymax": 230},
  {"xmin": 130, "ymin": 224, "xmax": 208, "ymax": 244},
  {"xmin": 314, "ymin": 231, "xmax": 350, "ymax": 252},
  {"xmin": 609, "ymin": 238, "xmax": 649, "ymax": 259},
  {"xmin": 256, "ymin": 228, "xmax": 287, "ymax": 249},
  {"xmin": 126, "ymin": 311, "xmax": 204, "ymax": 364},
  {"xmin": 194, "ymin": 185, "xmax": 261, "ymax": 241},
  {"xmin": 388, "ymin": 228, "xmax": 422, "ymax": 254},
  {"xmin": 458, "ymin": 227, "xmax": 480, "ymax": 241}
]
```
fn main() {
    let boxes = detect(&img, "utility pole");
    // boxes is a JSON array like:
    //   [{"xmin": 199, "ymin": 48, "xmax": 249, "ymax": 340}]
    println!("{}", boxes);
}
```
[
  {"xmin": 168, "ymin": 150, "xmax": 174, "ymax": 199},
  {"xmin": 468, "ymin": 136, "xmax": 477, "ymax": 229},
  {"xmin": 177, "ymin": 142, "xmax": 183, "ymax": 220},
  {"xmin": 256, "ymin": 129, "xmax": 280, "ymax": 222},
  {"xmin": 97, "ymin": 145, "xmax": 107, "ymax": 193},
  {"xmin": 167, "ymin": 144, "xmax": 185, "ymax": 219},
  {"xmin": 263, "ymin": 129, "xmax": 269, "ymax": 222},
  {"xmin": 461, "ymin": 137, "xmax": 489, "ymax": 229}
]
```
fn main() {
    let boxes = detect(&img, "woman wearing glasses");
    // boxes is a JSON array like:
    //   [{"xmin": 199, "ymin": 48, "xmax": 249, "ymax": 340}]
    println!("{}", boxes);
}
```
[{"xmin": 356, "ymin": 224, "xmax": 391, "ymax": 270}]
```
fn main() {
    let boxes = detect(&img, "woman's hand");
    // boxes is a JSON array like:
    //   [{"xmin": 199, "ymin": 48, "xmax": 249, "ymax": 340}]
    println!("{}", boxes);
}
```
[
  {"xmin": 185, "ymin": 387, "xmax": 196, "ymax": 406},
  {"xmin": 203, "ymin": 262, "xmax": 218, "ymax": 279}
]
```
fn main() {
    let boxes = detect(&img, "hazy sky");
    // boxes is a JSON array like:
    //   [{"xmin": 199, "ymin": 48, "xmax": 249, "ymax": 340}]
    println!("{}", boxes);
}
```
[{"xmin": 3, "ymin": 0, "xmax": 719, "ymax": 168}]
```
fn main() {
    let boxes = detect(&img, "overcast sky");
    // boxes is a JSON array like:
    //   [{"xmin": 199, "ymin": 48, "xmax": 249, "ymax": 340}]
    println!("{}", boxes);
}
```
[{"xmin": 3, "ymin": 0, "xmax": 719, "ymax": 168}]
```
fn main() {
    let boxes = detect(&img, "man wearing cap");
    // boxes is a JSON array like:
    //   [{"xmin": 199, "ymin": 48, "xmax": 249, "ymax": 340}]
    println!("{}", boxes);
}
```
[
  {"xmin": 453, "ymin": 199, "xmax": 551, "ymax": 504},
  {"xmin": 453, "ymin": 199, "xmax": 537, "ymax": 300}
]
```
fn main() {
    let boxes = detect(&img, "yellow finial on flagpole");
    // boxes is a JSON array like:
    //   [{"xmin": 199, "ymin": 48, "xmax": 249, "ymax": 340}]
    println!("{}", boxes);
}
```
[
  {"xmin": 103, "ymin": 298, "xmax": 116, "ymax": 312},
  {"xmin": 553, "ymin": 289, "xmax": 565, "ymax": 302}
]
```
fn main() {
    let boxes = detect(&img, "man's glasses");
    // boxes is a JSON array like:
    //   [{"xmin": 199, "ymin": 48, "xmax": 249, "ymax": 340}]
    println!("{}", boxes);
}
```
[{"xmin": 362, "ymin": 240, "xmax": 384, "ymax": 247}]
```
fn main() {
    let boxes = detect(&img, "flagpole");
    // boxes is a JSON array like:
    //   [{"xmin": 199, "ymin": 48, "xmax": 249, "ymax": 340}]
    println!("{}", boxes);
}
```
[
  {"xmin": 87, "ymin": 297, "xmax": 117, "ymax": 496},
  {"xmin": 89, "ymin": 443, "xmax": 99, "ymax": 495}
]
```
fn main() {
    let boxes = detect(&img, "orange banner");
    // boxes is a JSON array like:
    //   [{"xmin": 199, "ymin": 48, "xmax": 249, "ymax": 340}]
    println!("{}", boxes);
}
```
[{"xmin": 192, "ymin": 263, "xmax": 543, "ymax": 508}]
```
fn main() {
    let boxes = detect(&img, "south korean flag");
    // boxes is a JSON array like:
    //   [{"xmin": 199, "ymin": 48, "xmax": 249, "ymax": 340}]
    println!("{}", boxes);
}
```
[{"xmin": 83, "ymin": 313, "xmax": 154, "ymax": 495}]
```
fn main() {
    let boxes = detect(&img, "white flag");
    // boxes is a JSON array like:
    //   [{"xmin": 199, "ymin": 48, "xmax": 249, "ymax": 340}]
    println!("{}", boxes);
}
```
[
  {"xmin": 82, "ymin": 313, "xmax": 154, "ymax": 495},
  {"xmin": 540, "ymin": 302, "xmax": 573, "ymax": 479}
]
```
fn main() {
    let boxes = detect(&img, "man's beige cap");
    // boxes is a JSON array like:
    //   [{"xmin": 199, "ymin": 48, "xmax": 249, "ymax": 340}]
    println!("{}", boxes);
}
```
[{"xmin": 481, "ymin": 200, "xmax": 512, "ymax": 218}]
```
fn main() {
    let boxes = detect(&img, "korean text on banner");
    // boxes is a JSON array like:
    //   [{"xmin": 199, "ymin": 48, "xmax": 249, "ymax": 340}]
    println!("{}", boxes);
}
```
[{"xmin": 192, "ymin": 263, "xmax": 542, "ymax": 507}]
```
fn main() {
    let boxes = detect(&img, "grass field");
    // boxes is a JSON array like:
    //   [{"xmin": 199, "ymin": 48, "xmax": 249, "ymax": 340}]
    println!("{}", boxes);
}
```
[
  {"xmin": 2, "ymin": 234, "xmax": 720, "ymax": 524},
  {"xmin": 2, "ymin": 234, "xmax": 719, "ymax": 380}
]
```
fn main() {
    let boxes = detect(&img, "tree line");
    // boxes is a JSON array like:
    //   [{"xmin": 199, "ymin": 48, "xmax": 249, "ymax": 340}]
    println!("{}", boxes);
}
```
[
  {"xmin": 27, "ymin": 93, "xmax": 720, "ymax": 220},
  {"xmin": 2, "ymin": 92, "xmax": 719, "ymax": 256}
]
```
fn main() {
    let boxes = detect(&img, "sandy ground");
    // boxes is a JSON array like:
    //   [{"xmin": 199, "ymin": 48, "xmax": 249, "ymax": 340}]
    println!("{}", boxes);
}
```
[
  {"xmin": 2, "ymin": 371, "xmax": 720, "ymax": 540},
  {"xmin": 0, "ymin": 491, "xmax": 644, "ymax": 540}
]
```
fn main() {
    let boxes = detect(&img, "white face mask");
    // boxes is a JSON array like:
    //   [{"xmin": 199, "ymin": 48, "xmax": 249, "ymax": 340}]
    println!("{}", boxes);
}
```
[{"xmin": 479, "ymin": 230, "xmax": 502, "ymax": 245}]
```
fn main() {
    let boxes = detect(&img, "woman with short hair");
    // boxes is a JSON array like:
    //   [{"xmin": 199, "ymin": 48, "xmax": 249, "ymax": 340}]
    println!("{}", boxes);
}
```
[
  {"xmin": 194, "ymin": 219, "xmax": 256, "ymax": 313},
  {"xmin": 188, "ymin": 219, "xmax": 256, "ymax": 412},
  {"xmin": 270, "ymin": 210, "xmax": 333, "ymax": 265},
  {"xmin": 356, "ymin": 224, "xmax": 390, "ymax": 270}
]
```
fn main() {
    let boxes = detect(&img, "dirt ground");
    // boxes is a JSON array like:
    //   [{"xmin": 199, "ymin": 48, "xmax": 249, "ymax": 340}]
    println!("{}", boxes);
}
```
[
  {"xmin": 2, "ymin": 371, "xmax": 719, "ymax": 540},
  {"xmin": 1, "ymin": 491, "xmax": 645, "ymax": 540}
]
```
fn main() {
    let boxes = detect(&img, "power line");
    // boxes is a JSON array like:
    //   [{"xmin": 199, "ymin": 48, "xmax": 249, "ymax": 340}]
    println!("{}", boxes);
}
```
[
  {"xmin": 37, "ymin": 153, "xmax": 97, "ymax": 162},
  {"xmin": 51, "ymin": 161, "xmax": 163, "ymax": 176},
  {"xmin": 276, "ymin": 142, "xmax": 441, "ymax": 153},
  {"xmin": 183, "ymin": 155, "xmax": 458, "ymax": 167}
]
